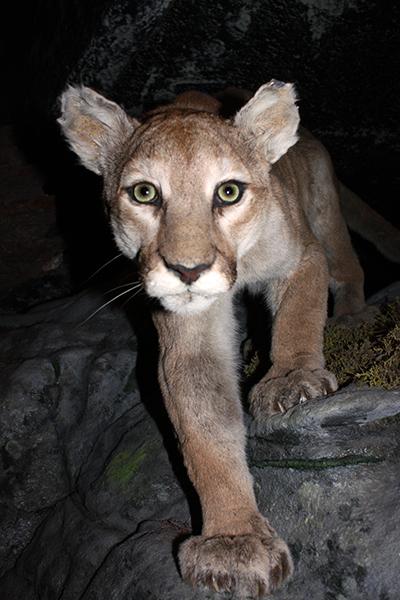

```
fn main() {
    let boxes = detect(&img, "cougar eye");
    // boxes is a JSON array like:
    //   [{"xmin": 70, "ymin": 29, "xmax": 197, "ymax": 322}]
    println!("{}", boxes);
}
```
[
  {"xmin": 214, "ymin": 181, "xmax": 244, "ymax": 206},
  {"xmin": 128, "ymin": 182, "xmax": 159, "ymax": 205}
]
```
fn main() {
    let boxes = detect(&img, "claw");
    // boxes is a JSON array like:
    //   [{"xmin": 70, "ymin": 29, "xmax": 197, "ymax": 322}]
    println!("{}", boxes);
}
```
[
  {"xmin": 299, "ymin": 393, "xmax": 307, "ymax": 404},
  {"xmin": 211, "ymin": 574, "xmax": 220, "ymax": 592},
  {"xmin": 277, "ymin": 400, "xmax": 285, "ymax": 414},
  {"xmin": 257, "ymin": 577, "xmax": 267, "ymax": 597}
]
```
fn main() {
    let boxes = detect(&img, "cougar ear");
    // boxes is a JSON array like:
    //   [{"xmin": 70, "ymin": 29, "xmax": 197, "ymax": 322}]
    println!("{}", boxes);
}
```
[
  {"xmin": 234, "ymin": 80, "xmax": 299, "ymax": 164},
  {"xmin": 58, "ymin": 85, "xmax": 138, "ymax": 175}
]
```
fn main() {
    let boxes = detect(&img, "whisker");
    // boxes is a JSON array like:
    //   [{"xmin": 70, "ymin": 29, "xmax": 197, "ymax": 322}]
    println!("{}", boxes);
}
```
[
  {"xmin": 80, "ymin": 253, "xmax": 124, "ymax": 287},
  {"xmin": 50, "ymin": 272, "xmax": 135, "ymax": 316},
  {"xmin": 121, "ymin": 285, "xmax": 145, "ymax": 308},
  {"xmin": 79, "ymin": 285, "xmax": 139, "ymax": 325},
  {"xmin": 103, "ymin": 281, "xmax": 142, "ymax": 295}
]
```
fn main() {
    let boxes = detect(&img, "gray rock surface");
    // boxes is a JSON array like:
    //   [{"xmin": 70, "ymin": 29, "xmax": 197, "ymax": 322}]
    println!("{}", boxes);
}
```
[{"xmin": 1, "ymin": 289, "xmax": 400, "ymax": 599}]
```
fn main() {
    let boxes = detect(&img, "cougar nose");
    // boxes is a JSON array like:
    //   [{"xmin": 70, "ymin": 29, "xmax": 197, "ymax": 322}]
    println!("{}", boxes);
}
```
[{"xmin": 164, "ymin": 261, "xmax": 211, "ymax": 284}]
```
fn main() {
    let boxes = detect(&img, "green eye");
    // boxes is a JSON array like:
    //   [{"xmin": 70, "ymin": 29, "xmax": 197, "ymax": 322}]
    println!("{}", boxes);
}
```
[
  {"xmin": 215, "ymin": 181, "xmax": 243, "ymax": 205},
  {"xmin": 130, "ymin": 182, "xmax": 159, "ymax": 204}
]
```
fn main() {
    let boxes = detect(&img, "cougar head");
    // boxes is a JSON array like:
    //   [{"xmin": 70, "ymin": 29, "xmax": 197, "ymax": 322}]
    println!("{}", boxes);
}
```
[{"xmin": 58, "ymin": 81, "xmax": 299, "ymax": 314}]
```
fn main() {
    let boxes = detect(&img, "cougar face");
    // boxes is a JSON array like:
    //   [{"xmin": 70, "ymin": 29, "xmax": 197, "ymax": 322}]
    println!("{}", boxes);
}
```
[
  {"xmin": 110, "ymin": 111, "xmax": 265, "ymax": 314},
  {"xmin": 59, "ymin": 81, "xmax": 299, "ymax": 314}
]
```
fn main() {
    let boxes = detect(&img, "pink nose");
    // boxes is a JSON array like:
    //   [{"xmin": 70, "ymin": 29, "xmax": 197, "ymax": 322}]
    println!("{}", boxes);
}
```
[{"xmin": 165, "ymin": 261, "xmax": 211, "ymax": 284}]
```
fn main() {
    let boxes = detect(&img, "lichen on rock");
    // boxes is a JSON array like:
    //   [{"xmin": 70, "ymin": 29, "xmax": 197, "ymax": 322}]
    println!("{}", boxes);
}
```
[
  {"xmin": 105, "ymin": 446, "xmax": 147, "ymax": 487},
  {"xmin": 324, "ymin": 300, "xmax": 400, "ymax": 389}
]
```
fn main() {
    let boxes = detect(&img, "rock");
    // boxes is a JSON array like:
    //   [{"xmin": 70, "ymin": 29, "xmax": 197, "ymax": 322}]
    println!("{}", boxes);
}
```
[
  {"xmin": 0, "ymin": 291, "xmax": 194, "ymax": 598},
  {"xmin": 1, "ymin": 287, "xmax": 400, "ymax": 599},
  {"xmin": 247, "ymin": 387, "xmax": 400, "ymax": 599}
]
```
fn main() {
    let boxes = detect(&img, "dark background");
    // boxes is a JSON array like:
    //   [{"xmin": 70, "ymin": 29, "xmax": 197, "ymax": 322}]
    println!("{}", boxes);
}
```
[{"xmin": 0, "ymin": 0, "xmax": 399, "ymax": 306}]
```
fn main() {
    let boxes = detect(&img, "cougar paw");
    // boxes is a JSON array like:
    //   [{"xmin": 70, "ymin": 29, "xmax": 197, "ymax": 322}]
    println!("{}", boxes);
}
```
[
  {"xmin": 250, "ymin": 368, "xmax": 338, "ymax": 421},
  {"xmin": 179, "ymin": 532, "xmax": 293, "ymax": 598}
]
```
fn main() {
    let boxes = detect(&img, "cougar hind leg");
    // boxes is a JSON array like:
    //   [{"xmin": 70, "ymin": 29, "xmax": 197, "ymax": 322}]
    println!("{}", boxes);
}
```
[
  {"xmin": 305, "ymin": 163, "xmax": 374, "ymax": 325},
  {"xmin": 321, "ymin": 187, "xmax": 380, "ymax": 325},
  {"xmin": 328, "ymin": 241, "xmax": 378, "ymax": 326},
  {"xmin": 326, "ymin": 225, "xmax": 367, "ymax": 322}
]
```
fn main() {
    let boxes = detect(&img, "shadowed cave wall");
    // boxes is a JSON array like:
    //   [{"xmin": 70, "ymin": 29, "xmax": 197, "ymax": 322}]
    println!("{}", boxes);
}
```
[{"xmin": 1, "ymin": 0, "xmax": 399, "ymax": 299}]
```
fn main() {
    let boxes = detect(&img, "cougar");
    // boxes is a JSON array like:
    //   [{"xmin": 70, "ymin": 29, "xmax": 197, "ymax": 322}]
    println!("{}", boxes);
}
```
[{"xmin": 59, "ymin": 80, "xmax": 400, "ymax": 598}]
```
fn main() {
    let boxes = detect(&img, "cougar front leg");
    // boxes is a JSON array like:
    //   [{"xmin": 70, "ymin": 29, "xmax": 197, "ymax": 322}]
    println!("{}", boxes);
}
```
[
  {"xmin": 153, "ymin": 298, "xmax": 292, "ymax": 598},
  {"xmin": 250, "ymin": 243, "xmax": 338, "ymax": 421}
]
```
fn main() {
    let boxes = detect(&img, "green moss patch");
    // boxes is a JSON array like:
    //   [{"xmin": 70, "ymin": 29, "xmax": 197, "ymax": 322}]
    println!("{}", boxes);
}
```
[
  {"xmin": 251, "ymin": 455, "xmax": 382, "ymax": 470},
  {"xmin": 243, "ymin": 350, "xmax": 260, "ymax": 379},
  {"xmin": 324, "ymin": 300, "xmax": 400, "ymax": 389},
  {"xmin": 105, "ymin": 446, "xmax": 147, "ymax": 486}
]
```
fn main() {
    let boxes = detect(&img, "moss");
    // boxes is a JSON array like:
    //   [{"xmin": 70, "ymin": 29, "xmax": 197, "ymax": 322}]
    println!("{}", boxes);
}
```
[
  {"xmin": 324, "ymin": 300, "xmax": 400, "ymax": 389},
  {"xmin": 243, "ymin": 350, "xmax": 260, "ymax": 378},
  {"xmin": 50, "ymin": 358, "xmax": 61, "ymax": 381},
  {"xmin": 243, "ymin": 300, "xmax": 400, "ymax": 389},
  {"xmin": 105, "ymin": 445, "xmax": 147, "ymax": 486},
  {"xmin": 251, "ymin": 455, "xmax": 382, "ymax": 470}
]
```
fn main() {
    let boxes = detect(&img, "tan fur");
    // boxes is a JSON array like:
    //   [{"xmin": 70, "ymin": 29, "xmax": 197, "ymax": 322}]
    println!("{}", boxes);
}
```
[{"xmin": 58, "ymin": 80, "xmax": 399, "ymax": 598}]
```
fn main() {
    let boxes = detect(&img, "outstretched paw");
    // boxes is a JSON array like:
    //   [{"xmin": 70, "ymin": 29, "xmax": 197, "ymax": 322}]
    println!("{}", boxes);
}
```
[
  {"xmin": 250, "ymin": 368, "xmax": 338, "ymax": 421},
  {"xmin": 179, "ymin": 531, "xmax": 293, "ymax": 598}
]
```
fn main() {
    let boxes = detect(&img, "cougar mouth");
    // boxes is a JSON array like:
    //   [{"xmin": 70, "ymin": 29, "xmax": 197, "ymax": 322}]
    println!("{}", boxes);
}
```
[
  {"xmin": 144, "ymin": 268, "xmax": 232, "ymax": 314},
  {"xmin": 159, "ymin": 290, "xmax": 220, "ymax": 314}
]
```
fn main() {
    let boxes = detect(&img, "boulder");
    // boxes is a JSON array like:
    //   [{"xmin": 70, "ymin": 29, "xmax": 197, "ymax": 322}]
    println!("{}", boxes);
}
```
[{"xmin": 1, "ymin": 287, "xmax": 399, "ymax": 599}]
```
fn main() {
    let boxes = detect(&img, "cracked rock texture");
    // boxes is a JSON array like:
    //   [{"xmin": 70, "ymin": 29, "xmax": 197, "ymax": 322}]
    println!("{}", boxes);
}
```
[{"xmin": 1, "ymin": 288, "xmax": 400, "ymax": 600}]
